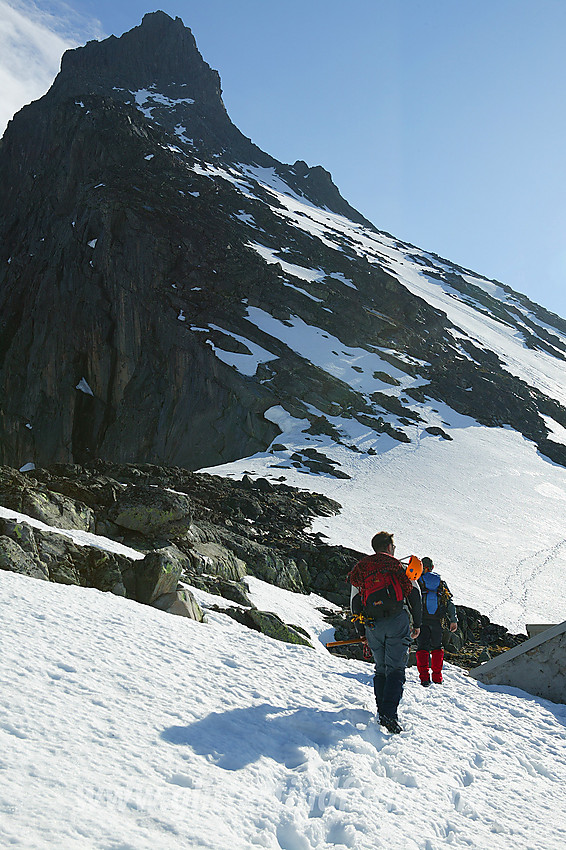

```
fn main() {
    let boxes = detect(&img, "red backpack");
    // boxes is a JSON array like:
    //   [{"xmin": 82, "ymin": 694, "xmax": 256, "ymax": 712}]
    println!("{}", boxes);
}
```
[{"xmin": 349, "ymin": 557, "xmax": 405, "ymax": 619}]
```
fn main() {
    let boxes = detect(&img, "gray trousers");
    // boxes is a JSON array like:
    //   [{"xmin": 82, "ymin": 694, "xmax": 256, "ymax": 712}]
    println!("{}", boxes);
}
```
[{"xmin": 365, "ymin": 610, "xmax": 412, "ymax": 719}]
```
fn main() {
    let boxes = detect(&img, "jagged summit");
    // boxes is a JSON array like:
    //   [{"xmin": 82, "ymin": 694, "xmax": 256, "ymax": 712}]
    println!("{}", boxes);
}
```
[
  {"xmin": 57, "ymin": 12, "xmax": 218, "ymax": 96},
  {"xmin": 6, "ymin": 11, "xmax": 362, "ymax": 217},
  {"xmin": 48, "ymin": 10, "xmax": 260, "ymax": 163}
]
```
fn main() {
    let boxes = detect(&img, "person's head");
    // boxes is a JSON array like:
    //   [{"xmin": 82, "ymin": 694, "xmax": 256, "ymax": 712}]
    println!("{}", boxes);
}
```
[
  {"xmin": 371, "ymin": 531, "xmax": 395, "ymax": 555},
  {"xmin": 422, "ymin": 556, "xmax": 434, "ymax": 572}
]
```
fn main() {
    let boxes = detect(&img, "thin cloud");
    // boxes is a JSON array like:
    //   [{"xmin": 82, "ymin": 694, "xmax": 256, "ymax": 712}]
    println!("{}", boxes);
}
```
[{"xmin": 0, "ymin": 0, "xmax": 103, "ymax": 135}]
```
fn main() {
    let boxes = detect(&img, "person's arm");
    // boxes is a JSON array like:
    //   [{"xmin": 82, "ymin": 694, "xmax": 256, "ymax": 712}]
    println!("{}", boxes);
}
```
[
  {"xmin": 407, "ymin": 584, "xmax": 422, "ymax": 636},
  {"xmin": 446, "ymin": 598, "xmax": 458, "ymax": 631},
  {"xmin": 443, "ymin": 581, "xmax": 458, "ymax": 631}
]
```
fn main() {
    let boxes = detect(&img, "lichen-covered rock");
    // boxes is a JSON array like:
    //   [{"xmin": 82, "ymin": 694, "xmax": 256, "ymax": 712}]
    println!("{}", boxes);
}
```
[
  {"xmin": 109, "ymin": 485, "xmax": 192, "ymax": 538},
  {"xmin": 18, "ymin": 525, "xmax": 85, "ymax": 585},
  {"xmin": 0, "ymin": 535, "xmax": 48, "ymax": 580},
  {"xmin": 152, "ymin": 589, "xmax": 205, "ymax": 621},
  {"xmin": 247, "ymin": 609, "xmax": 313, "ymax": 647},
  {"xmin": 211, "ymin": 604, "xmax": 313, "ymax": 648},
  {"xmin": 210, "ymin": 529, "xmax": 305, "ymax": 592},
  {"xmin": 186, "ymin": 542, "xmax": 247, "ymax": 582},
  {"xmin": 0, "ymin": 467, "xmax": 95, "ymax": 532},
  {"xmin": 82, "ymin": 549, "xmax": 129, "ymax": 596},
  {"xmin": 0, "ymin": 517, "xmax": 41, "ymax": 559},
  {"xmin": 0, "ymin": 517, "xmax": 135, "ymax": 594},
  {"xmin": 134, "ymin": 544, "xmax": 188, "ymax": 604}
]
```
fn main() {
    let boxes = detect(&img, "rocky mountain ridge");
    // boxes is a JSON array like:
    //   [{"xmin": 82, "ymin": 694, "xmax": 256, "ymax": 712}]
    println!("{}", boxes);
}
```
[
  {"xmin": 0, "ymin": 461, "xmax": 526, "ymax": 668},
  {"xmin": 1, "ymin": 11, "xmax": 566, "ymax": 474}
]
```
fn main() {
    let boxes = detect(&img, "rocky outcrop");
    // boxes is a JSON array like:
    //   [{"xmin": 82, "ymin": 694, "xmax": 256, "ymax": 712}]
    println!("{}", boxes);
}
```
[
  {"xmin": 109, "ymin": 485, "xmax": 193, "ymax": 539},
  {"xmin": 0, "ymin": 536, "xmax": 48, "ymax": 580},
  {"xmin": 0, "ymin": 461, "xmax": 528, "ymax": 666},
  {"xmin": 210, "ymin": 604, "xmax": 313, "ymax": 649},
  {"xmin": 0, "ymin": 467, "xmax": 95, "ymax": 531}
]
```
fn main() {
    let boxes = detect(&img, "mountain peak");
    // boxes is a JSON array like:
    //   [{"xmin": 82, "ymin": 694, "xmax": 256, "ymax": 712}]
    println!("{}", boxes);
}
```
[
  {"xmin": 55, "ymin": 10, "xmax": 221, "ymax": 103},
  {"xmin": 1, "ymin": 11, "xmax": 566, "ymax": 483}
]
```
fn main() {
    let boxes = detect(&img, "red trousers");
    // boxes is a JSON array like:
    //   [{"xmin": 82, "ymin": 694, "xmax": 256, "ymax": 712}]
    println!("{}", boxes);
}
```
[{"xmin": 416, "ymin": 648, "xmax": 444, "ymax": 684}]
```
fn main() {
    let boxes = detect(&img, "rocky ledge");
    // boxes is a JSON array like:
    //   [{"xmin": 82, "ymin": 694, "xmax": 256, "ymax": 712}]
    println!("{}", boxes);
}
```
[{"xmin": 0, "ymin": 462, "xmax": 526, "ymax": 664}]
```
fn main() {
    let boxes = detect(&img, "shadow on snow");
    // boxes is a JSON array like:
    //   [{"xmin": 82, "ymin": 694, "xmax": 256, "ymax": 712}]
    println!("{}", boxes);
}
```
[{"xmin": 161, "ymin": 704, "xmax": 375, "ymax": 770}]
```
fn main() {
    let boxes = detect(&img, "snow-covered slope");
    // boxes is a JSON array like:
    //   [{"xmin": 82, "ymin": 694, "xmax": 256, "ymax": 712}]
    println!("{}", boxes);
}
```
[
  {"xmin": 2, "ymin": 569, "xmax": 565, "ymax": 850},
  {"xmin": 203, "ymin": 412, "xmax": 566, "ymax": 634},
  {"xmin": 168, "ymin": 156, "xmax": 566, "ymax": 635}
]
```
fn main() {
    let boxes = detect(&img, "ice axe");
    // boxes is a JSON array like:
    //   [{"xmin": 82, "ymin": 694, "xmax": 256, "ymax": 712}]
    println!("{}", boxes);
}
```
[{"xmin": 325, "ymin": 638, "xmax": 372, "ymax": 660}]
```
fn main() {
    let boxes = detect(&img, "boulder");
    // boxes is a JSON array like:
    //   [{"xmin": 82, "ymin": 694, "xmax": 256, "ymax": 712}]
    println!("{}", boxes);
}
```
[
  {"xmin": 186, "ymin": 542, "xmax": 247, "ymax": 582},
  {"xmin": 134, "ymin": 544, "xmax": 188, "ymax": 604},
  {"xmin": 152, "ymin": 589, "xmax": 205, "ymax": 621},
  {"xmin": 187, "ymin": 574, "xmax": 253, "ymax": 606},
  {"xmin": 82, "ymin": 549, "xmax": 130, "ymax": 596},
  {"xmin": 0, "ymin": 535, "xmax": 48, "ymax": 580},
  {"xmin": 108, "ymin": 484, "xmax": 192, "ymax": 538},
  {"xmin": 247, "ymin": 609, "xmax": 313, "ymax": 648},
  {"xmin": 211, "ymin": 605, "xmax": 313, "ymax": 647}
]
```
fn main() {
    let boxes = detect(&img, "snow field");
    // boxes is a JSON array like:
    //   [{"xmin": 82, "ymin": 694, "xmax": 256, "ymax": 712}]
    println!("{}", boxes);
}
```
[
  {"xmin": 203, "ymin": 414, "xmax": 566, "ymax": 634},
  {"xmin": 2, "ymin": 570, "xmax": 566, "ymax": 850}
]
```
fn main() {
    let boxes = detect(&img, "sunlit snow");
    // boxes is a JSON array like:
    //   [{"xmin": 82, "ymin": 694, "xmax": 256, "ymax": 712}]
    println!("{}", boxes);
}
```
[{"xmin": 1, "ymin": 569, "xmax": 565, "ymax": 850}]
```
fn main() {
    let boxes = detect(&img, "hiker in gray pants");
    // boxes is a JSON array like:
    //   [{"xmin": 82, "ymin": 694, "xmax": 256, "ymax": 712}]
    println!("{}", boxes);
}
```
[
  {"xmin": 365, "ymin": 610, "xmax": 414, "ymax": 724},
  {"xmin": 349, "ymin": 531, "xmax": 422, "ymax": 734}
]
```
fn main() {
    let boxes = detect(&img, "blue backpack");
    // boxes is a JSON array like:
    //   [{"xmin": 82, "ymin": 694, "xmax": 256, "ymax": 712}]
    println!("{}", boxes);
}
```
[{"xmin": 420, "ymin": 572, "xmax": 443, "ymax": 616}]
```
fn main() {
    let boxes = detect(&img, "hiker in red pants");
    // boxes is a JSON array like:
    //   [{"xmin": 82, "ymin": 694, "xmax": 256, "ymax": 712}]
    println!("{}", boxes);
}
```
[{"xmin": 416, "ymin": 557, "xmax": 458, "ymax": 686}]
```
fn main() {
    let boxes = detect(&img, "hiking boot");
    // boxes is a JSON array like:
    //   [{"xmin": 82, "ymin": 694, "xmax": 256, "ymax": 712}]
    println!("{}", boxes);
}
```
[
  {"xmin": 420, "ymin": 680, "xmax": 432, "ymax": 688},
  {"xmin": 379, "ymin": 715, "xmax": 403, "ymax": 734}
]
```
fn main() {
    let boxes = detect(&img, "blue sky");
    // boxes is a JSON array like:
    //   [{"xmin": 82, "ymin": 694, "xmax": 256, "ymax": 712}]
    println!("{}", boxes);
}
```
[{"xmin": 2, "ymin": 0, "xmax": 566, "ymax": 320}]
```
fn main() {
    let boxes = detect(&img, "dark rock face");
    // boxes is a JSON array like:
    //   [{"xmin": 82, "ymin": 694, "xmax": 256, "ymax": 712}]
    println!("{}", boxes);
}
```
[{"xmin": 1, "ymin": 12, "xmax": 565, "ymax": 473}]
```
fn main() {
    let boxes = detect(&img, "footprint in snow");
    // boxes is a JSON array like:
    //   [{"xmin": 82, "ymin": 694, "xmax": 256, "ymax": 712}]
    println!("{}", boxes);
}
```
[
  {"xmin": 383, "ymin": 759, "xmax": 418, "ymax": 787},
  {"xmin": 461, "ymin": 769, "xmax": 475, "ymax": 786},
  {"xmin": 168, "ymin": 773, "xmax": 198, "ymax": 788},
  {"xmin": 276, "ymin": 818, "xmax": 311, "ymax": 850},
  {"xmin": 1, "ymin": 723, "xmax": 27, "ymax": 739},
  {"xmin": 57, "ymin": 662, "xmax": 77, "ymax": 673}
]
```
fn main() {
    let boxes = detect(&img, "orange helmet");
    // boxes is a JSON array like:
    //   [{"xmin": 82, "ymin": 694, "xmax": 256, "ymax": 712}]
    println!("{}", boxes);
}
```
[{"xmin": 406, "ymin": 555, "xmax": 423, "ymax": 581}]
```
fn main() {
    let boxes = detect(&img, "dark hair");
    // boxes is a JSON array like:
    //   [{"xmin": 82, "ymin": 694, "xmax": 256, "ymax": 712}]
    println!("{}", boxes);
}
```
[
  {"xmin": 422, "ymin": 556, "xmax": 434, "ymax": 571},
  {"xmin": 371, "ymin": 531, "xmax": 394, "ymax": 553}
]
